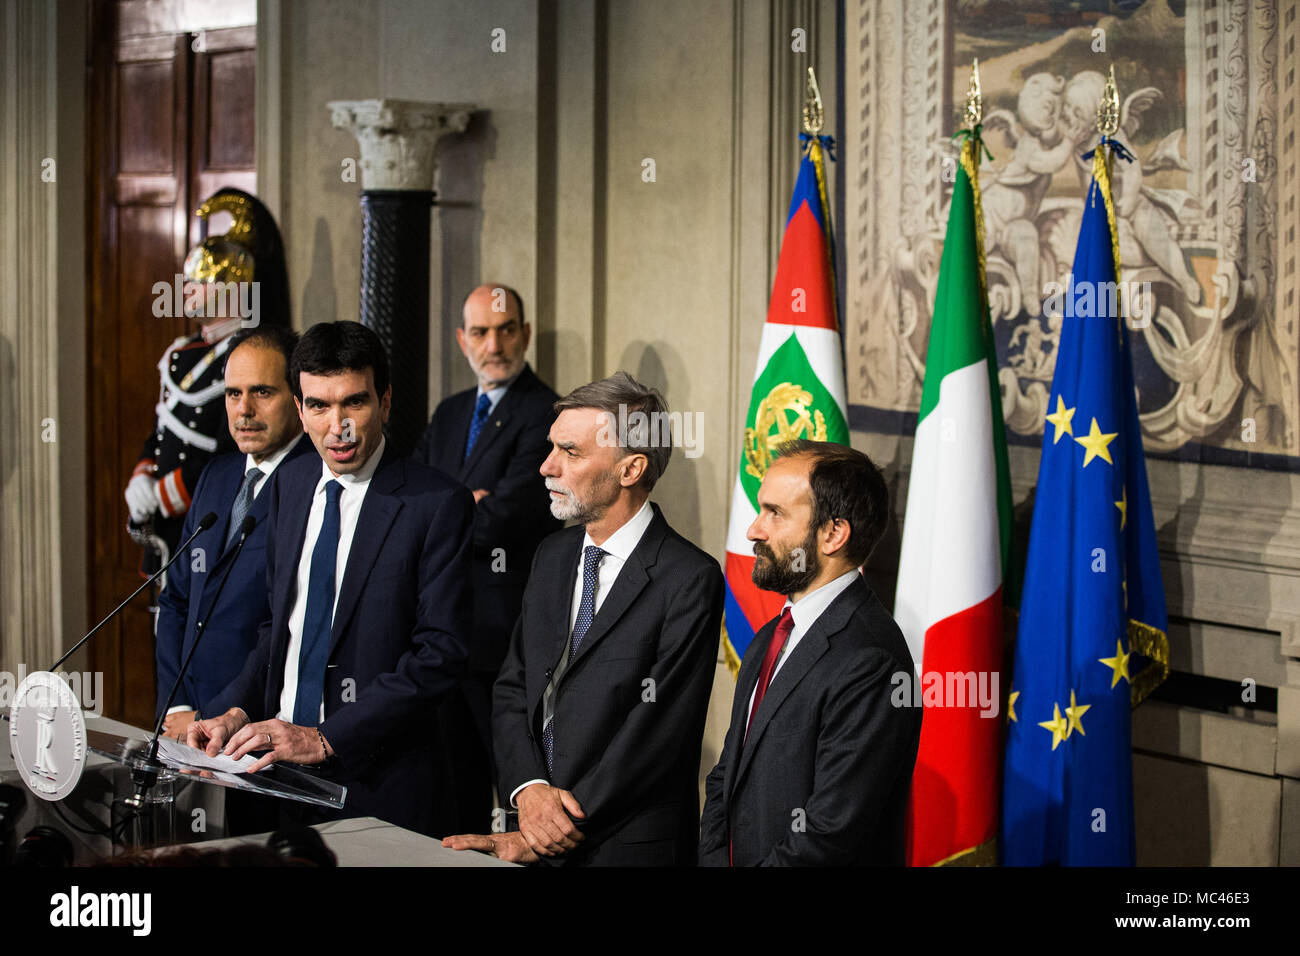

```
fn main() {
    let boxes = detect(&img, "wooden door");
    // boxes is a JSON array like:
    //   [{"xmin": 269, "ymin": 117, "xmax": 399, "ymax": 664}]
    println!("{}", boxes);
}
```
[{"xmin": 86, "ymin": 0, "xmax": 255, "ymax": 727}]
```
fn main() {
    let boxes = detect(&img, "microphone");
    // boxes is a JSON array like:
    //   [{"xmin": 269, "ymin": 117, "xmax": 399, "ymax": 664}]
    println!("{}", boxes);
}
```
[
  {"xmin": 51, "ymin": 512, "xmax": 218, "ymax": 672},
  {"xmin": 131, "ymin": 514, "xmax": 258, "ymax": 810}
]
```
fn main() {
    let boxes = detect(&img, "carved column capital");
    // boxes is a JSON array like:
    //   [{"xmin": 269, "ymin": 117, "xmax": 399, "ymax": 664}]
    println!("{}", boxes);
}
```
[{"xmin": 328, "ymin": 98, "xmax": 474, "ymax": 191}]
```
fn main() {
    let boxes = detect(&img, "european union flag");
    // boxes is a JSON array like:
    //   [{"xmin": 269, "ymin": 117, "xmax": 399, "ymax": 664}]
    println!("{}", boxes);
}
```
[{"xmin": 1001, "ymin": 144, "xmax": 1169, "ymax": 866}]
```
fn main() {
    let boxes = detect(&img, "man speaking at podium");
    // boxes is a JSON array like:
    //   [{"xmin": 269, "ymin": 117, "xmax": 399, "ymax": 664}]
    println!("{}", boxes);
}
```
[{"xmin": 188, "ymin": 321, "xmax": 475, "ymax": 836}]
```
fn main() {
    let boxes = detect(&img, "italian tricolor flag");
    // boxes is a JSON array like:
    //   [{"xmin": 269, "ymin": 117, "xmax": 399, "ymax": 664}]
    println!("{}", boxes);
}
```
[
  {"xmin": 723, "ymin": 135, "xmax": 849, "ymax": 671},
  {"xmin": 894, "ymin": 132, "xmax": 1012, "ymax": 866}
]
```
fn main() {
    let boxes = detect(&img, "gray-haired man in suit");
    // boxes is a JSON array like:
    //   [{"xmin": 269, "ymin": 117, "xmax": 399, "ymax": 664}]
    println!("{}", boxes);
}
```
[{"xmin": 444, "ymin": 372, "xmax": 724, "ymax": 865}]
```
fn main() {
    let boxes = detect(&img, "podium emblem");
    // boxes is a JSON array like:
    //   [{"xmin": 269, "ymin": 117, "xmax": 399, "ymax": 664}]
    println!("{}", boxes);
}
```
[{"xmin": 8, "ymin": 671, "xmax": 87, "ymax": 801}]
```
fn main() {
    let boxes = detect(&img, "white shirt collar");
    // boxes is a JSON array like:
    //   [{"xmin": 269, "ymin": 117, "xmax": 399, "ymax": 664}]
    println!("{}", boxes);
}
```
[
  {"xmin": 783, "ymin": 568, "xmax": 861, "ymax": 637},
  {"xmin": 318, "ymin": 435, "xmax": 387, "ymax": 488},
  {"xmin": 246, "ymin": 433, "xmax": 300, "ymax": 479},
  {"xmin": 583, "ymin": 497, "xmax": 654, "ymax": 562}
]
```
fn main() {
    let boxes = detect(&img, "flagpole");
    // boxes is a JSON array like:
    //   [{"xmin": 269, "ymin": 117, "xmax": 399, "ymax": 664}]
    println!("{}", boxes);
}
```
[
  {"xmin": 896, "ymin": 59, "xmax": 1012, "ymax": 867},
  {"xmin": 720, "ymin": 64, "xmax": 850, "ymax": 675},
  {"xmin": 1090, "ymin": 64, "xmax": 1126, "ymax": 338},
  {"xmin": 954, "ymin": 59, "xmax": 1011, "ymax": 587},
  {"xmin": 802, "ymin": 68, "xmax": 838, "ymax": 308},
  {"xmin": 1082, "ymin": 64, "xmax": 1172, "ymax": 707},
  {"xmin": 958, "ymin": 60, "xmax": 992, "ymax": 342}
]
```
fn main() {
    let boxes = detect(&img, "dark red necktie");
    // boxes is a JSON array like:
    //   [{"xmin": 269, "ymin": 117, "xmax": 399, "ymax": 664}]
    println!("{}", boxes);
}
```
[
  {"xmin": 731, "ymin": 606, "xmax": 795, "ymax": 866},
  {"xmin": 746, "ymin": 606, "xmax": 794, "ymax": 737}
]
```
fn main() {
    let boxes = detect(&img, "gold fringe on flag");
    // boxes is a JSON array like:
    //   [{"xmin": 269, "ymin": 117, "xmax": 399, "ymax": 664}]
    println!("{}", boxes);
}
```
[
  {"xmin": 1091, "ymin": 65, "xmax": 1127, "ymax": 343},
  {"xmin": 722, "ymin": 624, "xmax": 742, "ymax": 677},
  {"xmin": 1129, "ymin": 618, "xmax": 1170, "ymax": 708},
  {"xmin": 956, "ymin": 59, "xmax": 991, "ymax": 343},
  {"xmin": 932, "ymin": 836, "xmax": 997, "ymax": 867},
  {"xmin": 802, "ymin": 67, "xmax": 840, "ymax": 317}
]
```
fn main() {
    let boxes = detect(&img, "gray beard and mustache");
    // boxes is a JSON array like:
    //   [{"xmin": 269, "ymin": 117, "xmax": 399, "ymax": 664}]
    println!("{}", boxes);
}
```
[
  {"xmin": 545, "ymin": 471, "xmax": 620, "ymax": 523},
  {"xmin": 751, "ymin": 526, "xmax": 821, "ymax": 595}
]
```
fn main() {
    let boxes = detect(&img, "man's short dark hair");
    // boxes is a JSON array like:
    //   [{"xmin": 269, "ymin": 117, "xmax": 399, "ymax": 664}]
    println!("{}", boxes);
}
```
[
  {"xmin": 225, "ymin": 325, "xmax": 299, "ymax": 387},
  {"xmin": 554, "ymin": 371, "xmax": 672, "ymax": 491},
  {"xmin": 774, "ymin": 439, "xmax": 890, "ymax": 566},
  {"xmin": 289, "ymin": 321, "xmax": 390, "ymax": 400}
]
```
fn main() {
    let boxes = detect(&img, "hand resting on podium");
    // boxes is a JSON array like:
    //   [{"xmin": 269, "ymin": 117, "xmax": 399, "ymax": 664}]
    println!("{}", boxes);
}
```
[
  {"xmin": 441, "ymin": 831, "xmax": 538, "ymax": 864},
  {"xmin": 187, "ymin": 707, "xmax": 335, "ymax": 773}
]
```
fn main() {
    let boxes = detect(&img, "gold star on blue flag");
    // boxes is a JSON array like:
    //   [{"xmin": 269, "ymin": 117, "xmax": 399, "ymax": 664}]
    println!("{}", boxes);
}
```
[{"xmin": 1001, "ymin": 136, "xmax": 1169, "ymax": 866}]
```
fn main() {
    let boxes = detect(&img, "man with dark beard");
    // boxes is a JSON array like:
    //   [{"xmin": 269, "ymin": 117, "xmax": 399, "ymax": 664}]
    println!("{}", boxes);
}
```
[{"xmin": 699, "ymin": 439, "xmax": 921, "ymax": 866}]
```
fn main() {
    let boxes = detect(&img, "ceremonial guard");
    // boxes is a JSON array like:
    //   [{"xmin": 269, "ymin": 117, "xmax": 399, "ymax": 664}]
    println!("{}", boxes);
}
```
[{"xmin": 124, "ymin": 188, "xmax": 290, "ymax": 578}]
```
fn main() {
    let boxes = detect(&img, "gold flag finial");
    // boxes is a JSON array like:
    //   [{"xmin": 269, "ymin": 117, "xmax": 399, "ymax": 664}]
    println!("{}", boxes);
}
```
[
  {"xmin": 1097, "ymin": 64, "xmax": 1120, "ymax": 137},
  {"xmin": 802, "ymin": 66, "xmax": 824, "ymax": 136},
  {"xmin": 963, "ymin": 58, "xmax": 983, "ymax": 128}
]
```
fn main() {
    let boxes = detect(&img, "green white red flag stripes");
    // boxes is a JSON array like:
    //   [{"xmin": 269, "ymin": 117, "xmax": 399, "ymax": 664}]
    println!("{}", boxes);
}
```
[
  {"xmin": 722, "ymin": 136, "xmax": 849, "ymax": 672},
  {"xmin": 894, "ymin": 135, "xmax": 1012, "ymax": 866}
]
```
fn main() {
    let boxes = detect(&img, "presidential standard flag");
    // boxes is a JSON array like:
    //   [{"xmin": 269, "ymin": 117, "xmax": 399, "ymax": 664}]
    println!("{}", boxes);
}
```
[
  {"xmin": 1000, "ymin": 136, "xmax": 1169, "ymax": 866},
  {"xmin": 894, "ymin": 126, "xmax": 1012, "ymax": 867},
  {"xmin": 722, "ymin": 133, "xmax": 849, "ymax": 671}
]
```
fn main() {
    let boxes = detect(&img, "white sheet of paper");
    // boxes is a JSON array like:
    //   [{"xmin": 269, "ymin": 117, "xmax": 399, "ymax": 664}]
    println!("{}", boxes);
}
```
[{"xmin": 156, "ymin": 737, "xmax": 258, "ymax": 774}]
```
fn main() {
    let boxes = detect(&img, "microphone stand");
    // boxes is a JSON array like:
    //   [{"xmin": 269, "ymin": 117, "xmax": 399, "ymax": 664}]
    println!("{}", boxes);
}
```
[
  {"xmin": 50, "ymin": 513, "xmax": 218, "ymax": 672},
  {"xmin": 36, "ymin": 511, "xmax": 215, "ymax": 844},
  {"xmin": 127, "ymin": 515, "xmax": 258, "ymax": 812}
]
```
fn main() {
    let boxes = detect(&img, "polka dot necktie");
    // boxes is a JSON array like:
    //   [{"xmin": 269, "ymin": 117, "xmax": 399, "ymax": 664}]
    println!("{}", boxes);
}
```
[
  {"xmin": 541, "ymin": 545, "xmax": 606, "ymax": 776},
  {"xmin": 464, "ymin": 392, "xmax": 492, "ymax": 459}
]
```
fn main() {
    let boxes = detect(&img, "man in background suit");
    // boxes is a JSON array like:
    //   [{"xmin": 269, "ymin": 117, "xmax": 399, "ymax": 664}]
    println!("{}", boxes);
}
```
[
  {"xmin": 444, "ymin": 372, "xmax": 723, "ymax": 865},
  {"xmin": 189, "ymin": 321, "xmax": 474, "ymax": 836},
  {"xmin": 154, "ymin": 325, "xmax": 310, "ymax": 738},
  {"xmin": 414, "ymin": 283, "xmax": 561, "ymax": 831},
  {"xmin": 699, "ymin": 440, "xmax": 921, "ymax": 866}
]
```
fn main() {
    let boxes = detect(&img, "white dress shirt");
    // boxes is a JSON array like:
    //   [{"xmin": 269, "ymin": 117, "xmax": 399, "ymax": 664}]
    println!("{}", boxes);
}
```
[
  {"xmin": 746, "ymin": 569, "xmax": 861, "ymax": 722},
  {"xmin": 566, "ymin": 496, "xmax": 654, "ymax": 634},
  {"xmin": 246, "ymin": 434, "xmax": 299, "ymax": 497},
  {"xmin": 276, "ymin": 436, "xmax": 387, "ymax": 723},
  {"xmin": 170, "ymin": 436, "xmax": 301, "ymax": 716},
  {"xmin": 511, "ymin": 497, "xmax": 655, "ymax": 804}
]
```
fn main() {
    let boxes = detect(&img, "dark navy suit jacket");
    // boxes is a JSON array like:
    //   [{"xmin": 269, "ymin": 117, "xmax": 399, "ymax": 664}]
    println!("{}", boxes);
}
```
[
  {"xmin": 206, "ymin": 443, "xmax": 475, "ymax": 836},
  {"xmin": 154, "ymin": 434, "xmax": 314, "ymax": 722},
  {"xmin": 413, "ymin": 363, "xmax": 561, "ymax": 675}
]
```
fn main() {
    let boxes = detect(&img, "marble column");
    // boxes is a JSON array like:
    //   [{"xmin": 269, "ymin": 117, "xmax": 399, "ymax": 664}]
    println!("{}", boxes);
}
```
[
  {"xmin": 329, "ymin": 98, "xmax": 473, "ymax": 455},
  {"xmin": 1, "ymin": 0, "xmax": 88, "ymax": 674}
]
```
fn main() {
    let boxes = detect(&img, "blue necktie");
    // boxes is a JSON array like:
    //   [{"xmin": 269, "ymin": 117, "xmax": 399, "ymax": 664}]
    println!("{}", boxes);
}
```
[
  {"xmin": 542, "ymin": 545, "xmax": 606, "ymax": 775},
  {"xmin": 294, "ymin": 480, "xmax": 342, "ymax": 727},
  {"xmin": 224, "ymin": 467, "xmax": 262, "ymax": 551},
  {"xmin": 464, "ymin": 392, "xmax": 492, "ymax": 458},
  {"xmin": 568, "ymin": 546, "xmax": 607, "ymax": 658}
]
